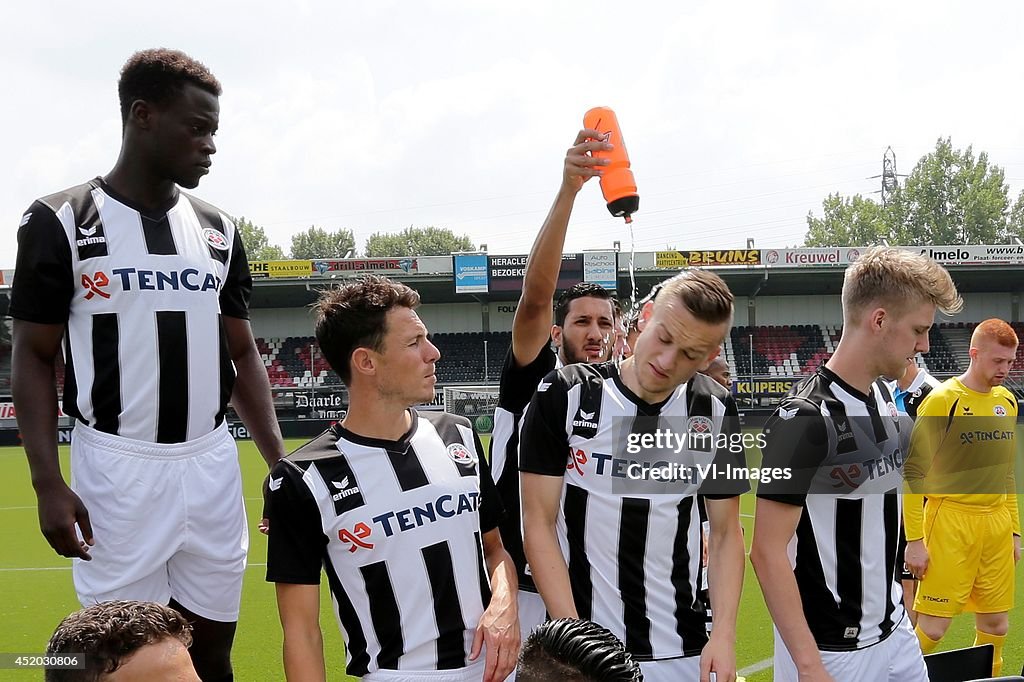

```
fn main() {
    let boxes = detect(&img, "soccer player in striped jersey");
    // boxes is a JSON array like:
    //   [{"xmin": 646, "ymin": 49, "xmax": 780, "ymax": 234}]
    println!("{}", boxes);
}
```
[
  {"xmin": 11, "ymin": 49, "xmax": 285, "ymax": 682},
  {"xmin": 751, "ymin": 248, "xmax": 962, "ymax": 682},
  {"xmin": 904, "ymin": 319, "xmax": 1020, "ymax": 677},
  {"xmin": 521, "ymin": 270, "xmax": 747, "ymax": 682},
  {"xmin": 490, "ymin": 129, "xmax": 617, "ymax": 642},
  {"xmin": 266, "ymin": 276, "xmax": 518, "ymax": 682}
]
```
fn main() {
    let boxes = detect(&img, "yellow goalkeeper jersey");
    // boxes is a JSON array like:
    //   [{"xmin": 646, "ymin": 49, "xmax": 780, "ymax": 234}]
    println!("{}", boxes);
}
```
[{"xmin": 903, "ymin": 377, "xmax": 1020, "ymax": 541}]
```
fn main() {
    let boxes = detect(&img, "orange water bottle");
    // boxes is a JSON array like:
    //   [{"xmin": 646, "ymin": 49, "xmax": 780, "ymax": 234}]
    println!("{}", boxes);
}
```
[{"xmin": 583, "ymin": 106, "xmax": 639, "ymax": 223}]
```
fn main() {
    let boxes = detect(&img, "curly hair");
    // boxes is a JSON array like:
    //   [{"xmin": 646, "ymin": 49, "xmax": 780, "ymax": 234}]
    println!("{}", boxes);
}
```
[
  {"xmin": 517, "ymin": 618, "xmax": 643, "ymax": 681},
  {"xmin": 118, "ymin": 48, "xmax": 222, "ymax": 124},
  {"xmin": 314, "ymin": 275, "xmax": 422, "ymax": 384},
  {"xmin": 45, "ymin": 600, "xmax": 192, "ymax": 681}
]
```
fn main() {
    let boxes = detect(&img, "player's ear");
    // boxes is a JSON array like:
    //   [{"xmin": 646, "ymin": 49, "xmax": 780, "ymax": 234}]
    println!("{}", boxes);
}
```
[
  {"xmin": 640, "ymin": 300, "xmax": 655, "ymax": 325},
  {"xmin": 868, "ymin": 307, "xmax": 886, "ymax": 332},
  {"xmin": 129, "ymin": 99, "xmax": 155, "ymax": 130},
  {"xmin": 550, "ymin": 324, "xmax": 562, "ymax": 348},
  {"xmin": 350, "ymin": 347, "xmax": 376, "ymax": 378},
  {"xmin": 706, "ymin": 345, "xmax": 722, "ymax": 364}
]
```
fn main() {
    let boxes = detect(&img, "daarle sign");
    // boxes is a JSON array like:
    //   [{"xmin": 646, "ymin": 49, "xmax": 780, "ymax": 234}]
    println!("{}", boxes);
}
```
[{"xmin": 655, "ymin": 250, "xmax": 761, "ymax": 268}]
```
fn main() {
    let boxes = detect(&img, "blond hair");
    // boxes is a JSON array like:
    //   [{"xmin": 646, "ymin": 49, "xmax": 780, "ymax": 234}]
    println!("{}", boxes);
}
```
[{"xmin": 841, "ymin": 248, "xmax": 962, "ymax": 323}]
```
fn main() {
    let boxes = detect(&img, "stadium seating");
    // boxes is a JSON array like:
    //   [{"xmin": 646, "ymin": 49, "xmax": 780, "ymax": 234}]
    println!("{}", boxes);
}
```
[{"xmin": 251, "ymin": 332, "xmax": 513, "ymax": 387}]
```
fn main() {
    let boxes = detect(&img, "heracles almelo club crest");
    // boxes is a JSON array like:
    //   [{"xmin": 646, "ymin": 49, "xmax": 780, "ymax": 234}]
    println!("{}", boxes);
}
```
[
  {"xmin": 447, "ymin": 442, "xmax": 477, "ymax": 465},
  {"xmin": 688, "ymin": 416, "xmax": 713, "ymax": 435},
  {"xmin": 994, "ymin": 404, "xmax": 1007, "ymax": 416},
  {"xmin": 203, "ymin": 227, "xmax": 229, "ymax": 251}
]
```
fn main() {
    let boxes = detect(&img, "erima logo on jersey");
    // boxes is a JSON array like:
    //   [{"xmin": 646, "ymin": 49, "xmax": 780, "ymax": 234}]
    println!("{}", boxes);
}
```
[
  {"xmin": 777, "ymin": 406, "xmax": 798, "ymax": 420},
  {"xmin": 331, "ymin": 476, "xmax": 361, "ymax": 501},
  {"xmin": 834, "ymin": 419, "xmax": 854, "ymax": 443},
  {"xmin": 76, "ymin": 223, "xmax": 106, "ymax": 246},
  {"xmin": 106, "ymin": 268, "xmax": 222, "ymax": 293},
  {"xmin": 203, "ymin": 227, "xmax": 229, "ymax": 251},
  {"xmin": 269, "ymin": 477, "xmax": 283, "ymax": 491},
  {"xmin": 537, "ymin": 382, "xmax": 551, "ymax": 392},
  {"xmin": 369, "ymin": 491, "xmax": 480, "ymax": 539},
  {"xmin": 572, "ymin": 409, "xmax": 599, "ymax": 430},
  {"xmin": 20, "ymin": 213, "xmax": 31, "ymax": 227}
]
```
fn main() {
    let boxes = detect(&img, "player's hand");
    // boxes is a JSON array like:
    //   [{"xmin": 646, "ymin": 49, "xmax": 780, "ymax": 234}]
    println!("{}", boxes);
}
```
[
  {"xmin": 36, "ymin": 481, "xmax": 93, "ymax": 560},
  {"xmin": 699, "ymin": 633, "xmax": 736, "ymax": 681},
  {"xmin": 470, "ymin": 587, "xmax": 519, "ymax": 682},
  {"xmin": 1013, "ymin": 534, "xmax": 1021, "ymax": 564},
  {"xmin": 904, "ymin": 539, "xmax": 929, "ymax": 579},
  {"xmin": 562, "ymin": 129, "xmax": 612, "ymax": 194}
]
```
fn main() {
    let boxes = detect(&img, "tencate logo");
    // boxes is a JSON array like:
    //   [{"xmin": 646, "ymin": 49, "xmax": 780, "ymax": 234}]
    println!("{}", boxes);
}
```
[{"xmin": 339, "ymin": 491, "xmax": 482, "ymax": 553}]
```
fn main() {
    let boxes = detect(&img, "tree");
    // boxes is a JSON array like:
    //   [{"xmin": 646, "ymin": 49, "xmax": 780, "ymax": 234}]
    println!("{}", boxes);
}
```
[
  {"xmin": 1000, "ymin": 190, "xmax": 1024, "ymax": 243},
  {"xmin": 364, "ymin": 225, "xmax": 475, "ymax": 257},
  {"xmin": 897, "ymin": 138, "xmax": 1010, "ymax": 245},
  {"xmin": 290, "ymin": 226, "xmax": 356, "ymax": 259},
  {"xmin": 804, "ymin": 194, "xmax": 891, "ymax": 247},
  {"xmin": 235, "ymin": 216, "xmax": 285, "ymax": 260},
  {"xmin": 804, "ymin": 138, "xmax": 1015, "ymax": 246}
]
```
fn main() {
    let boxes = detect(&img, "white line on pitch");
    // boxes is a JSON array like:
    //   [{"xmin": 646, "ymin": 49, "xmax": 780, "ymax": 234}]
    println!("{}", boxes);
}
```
[{"xmin": 738, "ymin": 657, "xmax": 773, "ymax": 676}]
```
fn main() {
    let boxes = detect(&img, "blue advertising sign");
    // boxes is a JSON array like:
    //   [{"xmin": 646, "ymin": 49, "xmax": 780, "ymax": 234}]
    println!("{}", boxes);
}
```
[{"xmin": 453, "ymin": 254, "xmax": 489, "ymax": 293}]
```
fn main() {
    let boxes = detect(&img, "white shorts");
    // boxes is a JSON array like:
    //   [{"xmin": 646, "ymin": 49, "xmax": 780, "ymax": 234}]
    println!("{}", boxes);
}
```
[
  {"xmin": 70, "ymin": 421, "xmax": 248, "ymax": 622},
  {"xmin": 363, "ymin": 659, "xmax": 486, "ymax": 681},
  {"xmin": 639, "ymin": 656, "xmax": 700, "ymax": 681},
  {"xmin": 773, "ymin": 616, "xmax": 927, "ymax": 682}
]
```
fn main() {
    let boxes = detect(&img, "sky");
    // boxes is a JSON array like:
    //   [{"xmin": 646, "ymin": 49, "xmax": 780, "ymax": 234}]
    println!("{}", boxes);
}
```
[{"xmin": 4, "ymin": 0, "xmax": 1024, "ymax": 268}]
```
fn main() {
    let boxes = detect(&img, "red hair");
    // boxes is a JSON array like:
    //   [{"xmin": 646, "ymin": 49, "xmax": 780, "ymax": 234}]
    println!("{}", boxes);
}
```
[{"xmin": 971, "ymin": 318, "xmax": 1019, "ymax": 349}]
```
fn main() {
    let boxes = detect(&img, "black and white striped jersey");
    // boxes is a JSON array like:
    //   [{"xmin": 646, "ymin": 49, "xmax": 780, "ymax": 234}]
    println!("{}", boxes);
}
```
[
  {"xmin": 10, "ymin": 178, "xmax": 250, "ymax": 443},
  {"xmin": 489, "ymin": 345, "xmax": 557, "ymax": 593},
  {"xmin": 265, "ymin": 410, "xmax": 504, "ymax": 677},
  {"xmin": 519, "ymin": 362, "xmax": 747, "ymax": 661},
  {"xmin": 758, "ymin": 366, "xmax": 906, "ymax": 651}
]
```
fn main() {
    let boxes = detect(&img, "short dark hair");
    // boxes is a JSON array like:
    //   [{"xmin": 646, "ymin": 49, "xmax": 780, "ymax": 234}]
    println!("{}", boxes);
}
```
[
  {"xmin": 517, "ymin": 618, "xmax": 643, "ymax": 682},
  {"xmin": 45, "ymin": 601, "xmax": 192, "ymax": 682},
  {"xmin": 118, "ymin": 48, "xmax": 222, "ymax": 124},
  {"xmin": 314, "ymin": 275, "xmax": 421, "ymax": 384},
  {"xmin": 554, "ymin": 282, "xmax": 614, "ymax": 327}
]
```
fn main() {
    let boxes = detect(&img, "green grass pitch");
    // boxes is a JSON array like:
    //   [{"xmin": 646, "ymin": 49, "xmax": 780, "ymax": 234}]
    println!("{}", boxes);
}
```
[{"xmin": 0, "ymin": 433, "xmax": 1020, "ymax": 680}]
